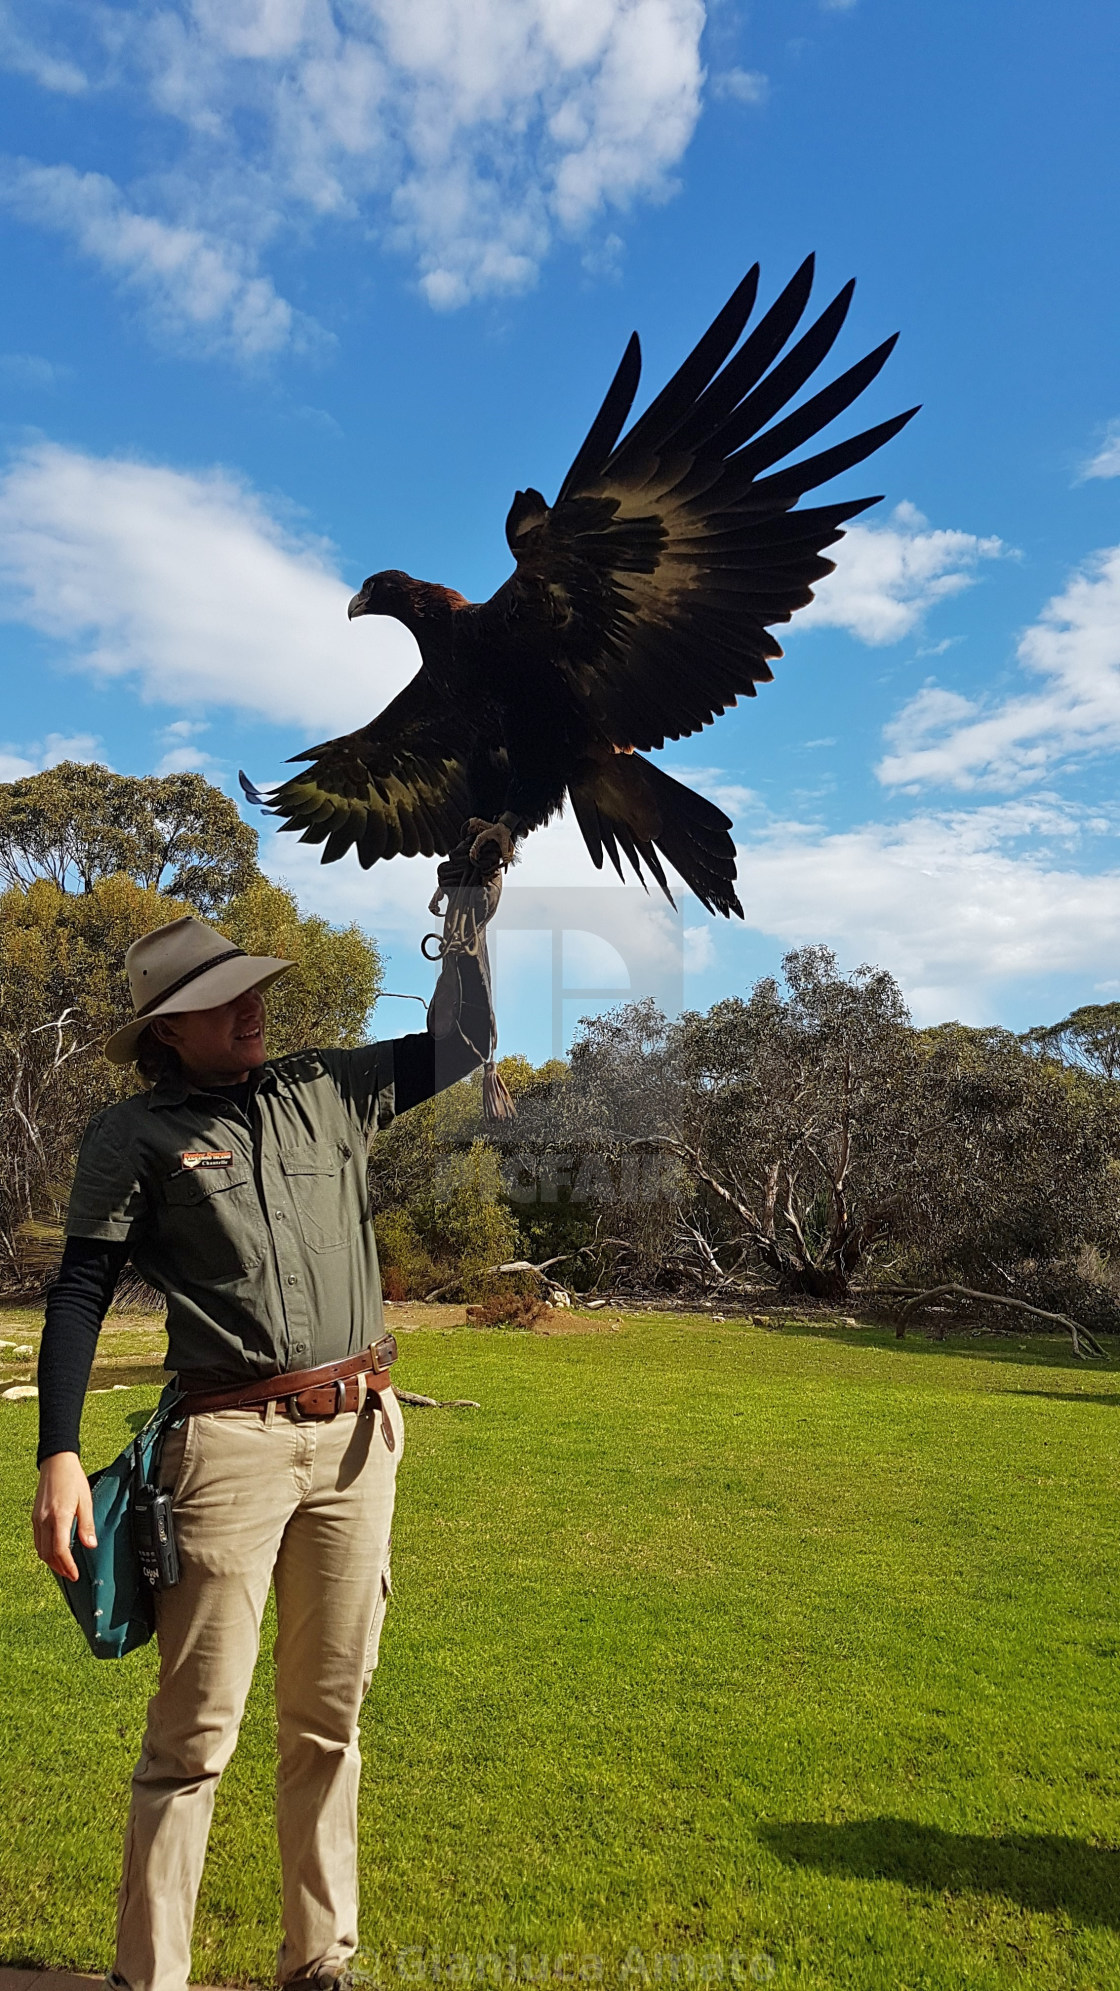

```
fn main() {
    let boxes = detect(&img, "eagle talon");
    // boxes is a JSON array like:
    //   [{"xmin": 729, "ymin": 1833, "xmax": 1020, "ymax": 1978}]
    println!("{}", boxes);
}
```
[{"xmin": 466, "ymin": 818, "xmax": 517, "ymax": 874}]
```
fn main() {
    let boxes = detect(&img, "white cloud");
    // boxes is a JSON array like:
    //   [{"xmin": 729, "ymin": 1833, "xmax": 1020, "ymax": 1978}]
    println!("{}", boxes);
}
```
[
  {"xmin": 260, "ymin": 809, "xmax": 692, "ymax": 1056},
  {"xmin": 161, "ymin": 719, "xmax": 208, "ymax": 742},
  {"xmin": 684, "ymin": 922, "xmax": 716, "ymax": 970},
  {"xmin": 0, "ymin": 13, "xmax": 85, "ymax": 94},
  {"xmin": 0, "ymin": 158, "xmax": 312, "ymax": 361},
  {"xmin": 0, "ymin": 731, "xmax": 101, "ymax": 782},
  {"xmin": 711, "ymin": 68, "xmax": 769, "ymax": 105},
  {"xmin": 0, "ymin": 441, "xmax": 420, "ymax": 732},
  {"xmin": 0, "ymin": 751, "xmax": 37, "ymax": 782},
  {"xmin": 879, "ymin": 541, "xmax": 1120, "ymax": 790},
  {"xmin": 0, "ymin": 0, "xmax": 707, "ymax": 316},
  {"xmin": 154, "ymin": 717, "xmax": 223, "ymax": 774},
  {"xmin": 662, "ymin": 765, "xmax": 761, "ymax": 821},
  {"xmin": 0, "ymin": 350, "xmax": 69, "ymax": 387},
  {"xmin": 795, "ymin": 502, "xmax": 1006, "ymax": 646},
  {"xmin": 732, "ymin": 799, "xmax": 1120, "ymax": 1023},
  {"xmin": 1079, "ymin": 421, "xmax": 1120, "ymax": 481},
  {"xmin": 261, "ymin": 822, "xmax": 440, "ymax": 939}
]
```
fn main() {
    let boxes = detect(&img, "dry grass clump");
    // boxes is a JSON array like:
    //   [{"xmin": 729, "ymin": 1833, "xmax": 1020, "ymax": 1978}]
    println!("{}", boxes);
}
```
[{"xmin": 465, "ymin": 1291, "xmax": 554, "ymax": 1331}]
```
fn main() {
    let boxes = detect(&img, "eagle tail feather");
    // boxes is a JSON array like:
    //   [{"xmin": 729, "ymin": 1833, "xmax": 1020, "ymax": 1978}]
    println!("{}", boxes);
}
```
[{"xmin": 569, "ymin": 755, "xmax": 743, "ymax": 921}]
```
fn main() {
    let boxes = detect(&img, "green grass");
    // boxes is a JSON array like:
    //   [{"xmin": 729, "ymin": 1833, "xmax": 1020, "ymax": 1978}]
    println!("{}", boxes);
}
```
[{"xmin": 2, "ymin": 1313, "xmax": 1119, "ymax": 1990}]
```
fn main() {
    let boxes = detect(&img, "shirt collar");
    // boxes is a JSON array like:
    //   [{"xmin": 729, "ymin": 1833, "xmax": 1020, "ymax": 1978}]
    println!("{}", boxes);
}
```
[
  {"xmin": 147, "ymin": 1062, "xmax": 277, "ymax": 1110},
  {"xmin": 147, "ymin": 1071, "xmax": 191, "ymax": 1109}
]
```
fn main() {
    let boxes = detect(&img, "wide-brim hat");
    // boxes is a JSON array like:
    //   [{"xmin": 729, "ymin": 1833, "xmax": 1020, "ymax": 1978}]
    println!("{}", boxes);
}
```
[{"xmin": 104, "ymin": 913, "xmax": 294, "ymax": 1065}]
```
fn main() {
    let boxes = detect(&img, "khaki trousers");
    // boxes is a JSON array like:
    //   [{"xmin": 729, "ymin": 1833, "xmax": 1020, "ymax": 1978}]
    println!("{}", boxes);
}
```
[{"xmin": 113, "ymin": 1384, "xmax": 403, "ymax": 1991}]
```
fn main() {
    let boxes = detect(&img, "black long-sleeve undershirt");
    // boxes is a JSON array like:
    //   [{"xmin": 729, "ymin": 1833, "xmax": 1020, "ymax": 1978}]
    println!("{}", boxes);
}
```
[
  {"xmin": 37, "ymin": 1017, "xmax": 482, "ymax": 1465},
  {"xmin": 37, "ymin": 1237, "xmax": 130, "ymax": 1465}
]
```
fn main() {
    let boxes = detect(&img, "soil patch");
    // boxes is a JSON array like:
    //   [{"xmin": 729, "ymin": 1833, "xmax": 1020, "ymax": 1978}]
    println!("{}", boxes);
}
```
[{"xmin": 383, "ymin": 1301, "xmax": 469, "ymax": 1331}]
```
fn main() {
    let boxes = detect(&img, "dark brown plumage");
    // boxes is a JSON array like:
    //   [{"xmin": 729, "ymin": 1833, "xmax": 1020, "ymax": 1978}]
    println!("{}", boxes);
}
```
[{"xmin": 241, "ymin": 256, "xmax": 918, "ymax": 917}]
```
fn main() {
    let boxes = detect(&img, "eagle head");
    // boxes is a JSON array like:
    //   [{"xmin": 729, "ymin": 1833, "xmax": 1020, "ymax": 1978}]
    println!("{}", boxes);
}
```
[{"xmin": 348, "ymin": 569, "xmax": 468, "ymax": 632}]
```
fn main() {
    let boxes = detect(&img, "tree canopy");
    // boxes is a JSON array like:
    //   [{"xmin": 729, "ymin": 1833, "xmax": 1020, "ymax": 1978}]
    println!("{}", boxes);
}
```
[
  {"xmin": 469, "ymin": 951, "xmax": 1120, "ymax": 1324},
  {"xmin": 0, "ymin": 762, "xmax": 258, "ymax": 914},
  {"xmin": 1020, "ymin": 1002, "xmax": 1120, "ymax": 1083}
]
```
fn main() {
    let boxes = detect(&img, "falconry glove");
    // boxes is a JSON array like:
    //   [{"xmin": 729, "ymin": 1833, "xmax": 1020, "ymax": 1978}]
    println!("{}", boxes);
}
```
[{"xmin": 426, "ymin": 821, "xmax": 516, "ymax": 1122}]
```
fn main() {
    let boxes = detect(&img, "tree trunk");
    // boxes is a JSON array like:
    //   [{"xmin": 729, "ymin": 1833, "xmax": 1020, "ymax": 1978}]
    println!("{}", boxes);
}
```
[{"xmin": 778, "ymin": 1260, "xmax": 851, "ymax": 1302}]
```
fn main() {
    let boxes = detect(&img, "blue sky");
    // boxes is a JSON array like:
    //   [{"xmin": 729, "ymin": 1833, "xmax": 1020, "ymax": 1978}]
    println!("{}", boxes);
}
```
[{"xmin": 1, "ymin": 0, "xmax": 1118, "ymax": 1060}]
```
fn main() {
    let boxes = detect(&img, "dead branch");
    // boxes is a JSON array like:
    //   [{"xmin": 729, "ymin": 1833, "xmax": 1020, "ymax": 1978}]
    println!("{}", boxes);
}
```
[
  {"xmin": 421, "ymin": 1239, "xmax": 630, "ymax": 1305},
  {"xmin": 628, "ymin": 1135, "xmax": 766, "ymax": 1241},
  {"xmin": 674, "ymin": 1216, "xmax": 730, "ymax": 1289},
  {"xmin": 896, "ymin": 1282, "xmax": 1107, "ymax": 1359},
  {"xmin": 394, "ymin": 1389, "xmax": 480, "ymax": 1409}
]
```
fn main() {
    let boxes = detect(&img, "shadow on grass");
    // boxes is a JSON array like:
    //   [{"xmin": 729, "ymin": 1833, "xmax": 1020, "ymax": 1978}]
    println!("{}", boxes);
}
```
[
  {"xmin": 1012, "ymin": 1390, "xmax": 1120, "ymax": 1406},
  {"xmin": 752, "ymin": 1315, "xmax": 1120, "ymax": 1376},
  {"xmin": 759, "ymin": 1816, "xmax": 1120, "ymax": 1928}
]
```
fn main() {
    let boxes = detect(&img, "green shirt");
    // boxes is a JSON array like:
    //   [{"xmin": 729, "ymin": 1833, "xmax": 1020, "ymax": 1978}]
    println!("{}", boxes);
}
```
[{"xmin": 66, "ymin": 1043, "xmax": 406, "ymax": 1386}]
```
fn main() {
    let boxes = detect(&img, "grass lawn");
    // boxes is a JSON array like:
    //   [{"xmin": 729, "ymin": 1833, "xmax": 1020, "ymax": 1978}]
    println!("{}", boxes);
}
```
[{"xmin": 2, "ymin": 1308, "xmax": 1119, "ymax": 1990}]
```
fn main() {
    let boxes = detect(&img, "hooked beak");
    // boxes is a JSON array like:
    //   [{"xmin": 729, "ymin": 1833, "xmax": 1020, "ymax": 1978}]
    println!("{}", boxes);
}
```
[{"xmin": 347, "ymin": 591, "xmax": 367, "ymax": 620}]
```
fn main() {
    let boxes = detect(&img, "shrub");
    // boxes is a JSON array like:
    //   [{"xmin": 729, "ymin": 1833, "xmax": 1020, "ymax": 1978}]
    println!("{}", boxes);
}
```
[
  {"xmin": 373, "ymin": 1208, "xmax": 441, "ymax": 1302},
  {"xmin": 466, "ymin": 1291, "xmax": 553, "ymax": 1331}
]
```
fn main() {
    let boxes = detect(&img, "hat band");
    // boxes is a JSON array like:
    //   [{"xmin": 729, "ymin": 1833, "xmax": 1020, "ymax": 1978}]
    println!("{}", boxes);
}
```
[{"xmin": 134, "ymin": 946, "xmax": 249, "ymax": 1020}]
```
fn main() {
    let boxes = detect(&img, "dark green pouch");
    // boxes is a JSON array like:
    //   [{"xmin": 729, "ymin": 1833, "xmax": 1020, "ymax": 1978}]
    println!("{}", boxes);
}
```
[{"xmin": 54, "ymin": 1383, "xmax": 184, "ymax": 1659}]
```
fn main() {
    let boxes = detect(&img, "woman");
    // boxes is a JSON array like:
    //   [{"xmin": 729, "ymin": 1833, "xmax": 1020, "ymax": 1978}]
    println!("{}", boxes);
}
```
[{"xmin": 33, "ymin": 911, "xmax": 488, "ymax": 1991}]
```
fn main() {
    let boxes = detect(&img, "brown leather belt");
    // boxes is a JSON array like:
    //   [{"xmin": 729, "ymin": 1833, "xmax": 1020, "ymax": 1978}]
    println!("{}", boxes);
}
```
[{"xmin": 180, "ymin": 1334, "xmax": 398, "ymax": 1425}]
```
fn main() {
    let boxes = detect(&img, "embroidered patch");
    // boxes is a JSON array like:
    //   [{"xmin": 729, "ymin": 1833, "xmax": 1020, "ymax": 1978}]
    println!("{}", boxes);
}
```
[{"xmin": 180, "ymin": 1150, "xmax": 235, "ymax": 1171}]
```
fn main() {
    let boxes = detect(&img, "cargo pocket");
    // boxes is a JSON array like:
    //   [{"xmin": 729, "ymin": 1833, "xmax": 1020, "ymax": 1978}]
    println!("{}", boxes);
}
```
[{"xmin": 362, "ymin": 1558, "xmax": 393, "ymax": 1696}]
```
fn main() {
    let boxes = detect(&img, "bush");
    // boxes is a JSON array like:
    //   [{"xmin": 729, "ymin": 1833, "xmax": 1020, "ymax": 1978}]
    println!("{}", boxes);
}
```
[
  {"xmin": 413, "ymin": 1141, "xmax": 520, "ymax": 1294},
  {"xmin": 374, "ymin": 1209, "xmax": 440, "ymax": 1303},
  {"xmin": 466, "ymin": 1291, "xmax": 553, "ymax": 1330},
  {"xmin": 373, "ymin": 1141, "xmax": 520, "ymax": 1300}
]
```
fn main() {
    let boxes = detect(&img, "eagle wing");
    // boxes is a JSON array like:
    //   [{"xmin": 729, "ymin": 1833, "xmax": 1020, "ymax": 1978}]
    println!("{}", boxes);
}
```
[
  {"xmin": 239, "ymin": 671, "xmax": 474, "ymax": 866},
  {"xmin": 499, "ymin": 255, "xmax": 919, "ymax": 752}
]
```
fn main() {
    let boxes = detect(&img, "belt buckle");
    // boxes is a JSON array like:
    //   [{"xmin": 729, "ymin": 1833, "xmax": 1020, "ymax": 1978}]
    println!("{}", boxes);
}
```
[{"xmin": 288, "ymin": 1378, "xmax": 347, "ymax": 1422}]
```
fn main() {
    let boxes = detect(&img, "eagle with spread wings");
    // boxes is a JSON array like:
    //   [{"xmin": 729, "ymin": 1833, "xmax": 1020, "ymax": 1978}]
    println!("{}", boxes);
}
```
[{"xmin": 242, "ymin": 256, "xmax": 917, "ymax": 919}]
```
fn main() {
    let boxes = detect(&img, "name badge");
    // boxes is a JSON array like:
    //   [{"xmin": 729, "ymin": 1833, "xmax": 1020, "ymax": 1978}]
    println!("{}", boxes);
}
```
[{"xmin": 180, "ymin": 1150, "xmax": 235, "ymax": 1171}]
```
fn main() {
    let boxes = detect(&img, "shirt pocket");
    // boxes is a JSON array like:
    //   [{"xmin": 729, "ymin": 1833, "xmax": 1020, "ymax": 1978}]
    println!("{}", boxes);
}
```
[
  {"xmin": 161, "ymin": 1164, "xmax": 265, "ymax": 1280},
  {"xmin": 279, "ymin": 1140, "xmax": 360, "ymax": 1252}
]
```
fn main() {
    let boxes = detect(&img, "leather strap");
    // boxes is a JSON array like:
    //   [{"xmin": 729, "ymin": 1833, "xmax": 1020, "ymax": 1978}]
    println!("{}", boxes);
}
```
[
  {"xmin": 181, "ymin": 1334, "xmax": 397, "ymax": 1417},
  {"xmin": 278, "ymin": 1375, "xmax": 369, "ymax": 1421}
]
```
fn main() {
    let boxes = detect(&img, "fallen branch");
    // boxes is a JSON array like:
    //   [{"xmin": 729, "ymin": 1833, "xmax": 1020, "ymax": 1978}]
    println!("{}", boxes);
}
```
[
  {"xmin": 422, "ymin": 1258, "xmax": 562, "ymax": 1304},
  {"xmin": 422, "ymin": 1240, "xmax": 631, "ymax": 1306},
  {"xmin": 895, "ymin": 1283, "xmax": 1107, "ymax": 1359},
  {"xmin": 394, "ymin": 1389, "xmax": 480, "ymax": 1409}
]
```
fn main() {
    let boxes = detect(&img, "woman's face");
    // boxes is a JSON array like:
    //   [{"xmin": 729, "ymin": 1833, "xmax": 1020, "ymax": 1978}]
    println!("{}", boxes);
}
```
[{"xmin": 151, "ymin": 985, "xmax": 268, "ymax": 1083}]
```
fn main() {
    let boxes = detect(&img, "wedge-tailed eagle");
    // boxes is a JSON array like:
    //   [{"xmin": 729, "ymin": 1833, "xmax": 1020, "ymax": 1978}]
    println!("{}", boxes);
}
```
[{"xmin": 241, "ymin": 257, "xmax": 917, "ymax": 918}]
